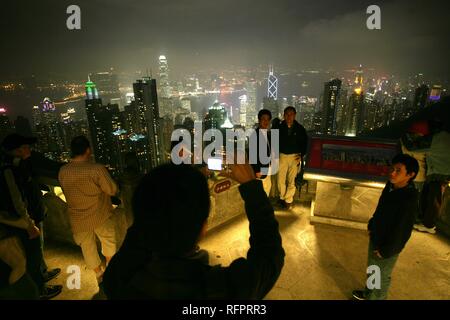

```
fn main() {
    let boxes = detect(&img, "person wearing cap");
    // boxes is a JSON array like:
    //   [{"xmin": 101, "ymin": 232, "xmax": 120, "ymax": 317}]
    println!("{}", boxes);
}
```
[
  {"xmin": 3, "ymin": 134, "xmax": 63, "ymax": 281},
  {"xmin": 1, "ymin": 133, "xmax": 62, "ymax": 299}
]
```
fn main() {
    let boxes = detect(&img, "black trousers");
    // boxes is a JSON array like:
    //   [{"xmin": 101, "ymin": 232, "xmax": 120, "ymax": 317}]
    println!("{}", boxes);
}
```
[
  {"xmin": 17, "ymin": 230, "xmax": 44, "ymax": 293},
  {"xmin": 420, "ymin": 180, "xmax": 445, "ymax": 228}
]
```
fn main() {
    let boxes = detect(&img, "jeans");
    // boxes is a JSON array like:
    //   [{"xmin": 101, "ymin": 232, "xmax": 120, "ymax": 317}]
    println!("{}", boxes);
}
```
[{"xmin": 364, "ymin": 241, "xmax": 399, "ymax": 300}]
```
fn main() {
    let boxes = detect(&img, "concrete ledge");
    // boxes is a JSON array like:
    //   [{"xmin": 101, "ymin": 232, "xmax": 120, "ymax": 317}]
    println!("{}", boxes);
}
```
[{"xmin": 310, "ymin": 215, "xmax": 368, "ymax": 231}]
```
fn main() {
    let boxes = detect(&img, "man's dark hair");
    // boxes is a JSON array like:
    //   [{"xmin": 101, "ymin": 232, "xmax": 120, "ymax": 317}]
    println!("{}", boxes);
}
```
[
  {"xmin": 258, "ymin": 109, "xmax": 272, "ymax": 120},
  {"xmin": 70, "ymin": 136, "xmax": 90, "ymax": 158},
  {"xmin": 132, "ymin": 164, "xmax": 210, "ymax": 256},
  {"xmin": 283, "ymin": 106, "xmax": 296, "ymax": 114},
  {"xmin": 391, "ymin": 153, "xmax": 419, "ymax": 181}
]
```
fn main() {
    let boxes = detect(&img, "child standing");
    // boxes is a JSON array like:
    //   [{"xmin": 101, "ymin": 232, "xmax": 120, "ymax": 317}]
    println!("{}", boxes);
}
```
[{"xmin": 352, "ymin": 154, "xmax": 419, "ymax": 300}]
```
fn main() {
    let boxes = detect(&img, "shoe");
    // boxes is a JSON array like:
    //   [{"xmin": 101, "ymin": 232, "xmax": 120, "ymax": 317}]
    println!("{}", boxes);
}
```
[
  {"xmin": 352, "ymin": 290, "xmax": 367, "ymax": 300},
  {"xmin": 413, "ymin": 224, "xmax": 436, "ymax": 234},
  {"xmin": 43, "ymin": 268, "xmax": 61, "ymax": 283},
  {"xmin": 40, "ymin": 284, "xmax": 63, "ymax": 300}
]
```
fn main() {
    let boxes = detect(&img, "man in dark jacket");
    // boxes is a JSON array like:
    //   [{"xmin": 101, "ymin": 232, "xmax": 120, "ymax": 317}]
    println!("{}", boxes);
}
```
[
  {"xmin": 103, "ymin": 163, "xmax": 285, "ymax": 299},
  {"xmin": 352, "ymin": 154, "xmax": 419, "ymax": 300},
  {"xmin": 277, "ymin": 106, "xmax": 308, "ymax": 209},
  {"xmin": 1, "ymin": 133, "xmax": 62, "ymax": 299}
]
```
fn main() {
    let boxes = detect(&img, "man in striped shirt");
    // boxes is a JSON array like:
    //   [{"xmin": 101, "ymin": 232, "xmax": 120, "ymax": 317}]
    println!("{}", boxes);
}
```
[{"xmin": 59, "ymin": 136, "xmax": 118, "ymax": 284}]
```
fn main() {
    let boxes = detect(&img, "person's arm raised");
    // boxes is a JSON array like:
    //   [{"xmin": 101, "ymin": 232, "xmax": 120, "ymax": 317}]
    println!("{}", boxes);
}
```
[{"xmin": 221, "ymin": 163, "xmax": 285, "ymax": 299}]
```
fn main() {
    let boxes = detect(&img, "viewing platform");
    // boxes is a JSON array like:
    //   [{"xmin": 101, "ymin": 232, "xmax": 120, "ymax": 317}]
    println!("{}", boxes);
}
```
[{"xmin": 39, "ymin": 178, "xmax": 450, "ymax": 300}]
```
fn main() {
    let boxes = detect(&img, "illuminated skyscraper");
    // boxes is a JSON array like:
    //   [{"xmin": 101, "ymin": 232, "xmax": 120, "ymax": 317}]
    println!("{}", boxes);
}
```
[
  {"xmin": 204, "ymin": 101, "xmax": 227, "ymax": 130},
  {"xmin": 344, "ymin": 88, "xmax": 365, "ymax": 136},
  {"xmin": 321, "ymin": 79, "xmax": 342, "ymax": 135},
  {"xmin": 34, "ymin": 98, "xmax": 64, "ymax": 160},
  {"xmin": 133, "ymin": 77, "xmax": 163, "ymax": 169},
  {"xmin": 85, "ymin": 79, "xmax": 122, "ymax": 173},
  {"xmin": 262, "ymin": 97, "xmax": 279, "ymax": 119},
  {"xmin": 239, "ymin": 95, "xmax": 248, "ymax": 127},
  {"xmin": 158, "ymin": 55, "xmax": 171, "ymax": 99},
  {"xmin": 336, "ymin": 89, "xmax": 348, "ymax": 135},
  {"xmin": 354, "ymin": 64, "xmax": 363, "ymax": 88},
  {"xmin": 245, "ymin": 80, "xmax": 258, "ymax": 128},
  {"xmin": 267, "ymin": 65, "xmax": 278, "ymax": 100}
]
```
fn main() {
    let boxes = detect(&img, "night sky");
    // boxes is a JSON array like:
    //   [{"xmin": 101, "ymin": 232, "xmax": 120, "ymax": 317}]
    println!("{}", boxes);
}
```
[{"xmin": 1, "ymin": 0, "xmax": 450, "ymax": 79}]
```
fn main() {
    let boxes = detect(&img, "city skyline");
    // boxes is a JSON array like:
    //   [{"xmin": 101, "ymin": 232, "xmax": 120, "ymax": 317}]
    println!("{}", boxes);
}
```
[{"xmin": 1, "ymin": 0, "xmax": 449, "ymax": 79}]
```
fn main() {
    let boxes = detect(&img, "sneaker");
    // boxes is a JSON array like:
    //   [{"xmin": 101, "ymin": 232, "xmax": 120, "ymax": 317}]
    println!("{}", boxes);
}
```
[
  {"xmin": 352, "ymin": 290, "xmax": 367, "ymax": 300},
  {"xmin": 413, "ymin": 224, "xmax": 436, "ymax": 234},
  {"xmin": 43, "ymin": 268, "xmax": 61, "ymax": 283},
  {"xmin": 40, "ymin": 284, "xmax": 63, "ymax": 300}
]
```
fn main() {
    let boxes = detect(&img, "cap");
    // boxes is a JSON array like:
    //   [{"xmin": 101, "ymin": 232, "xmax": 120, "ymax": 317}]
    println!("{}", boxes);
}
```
[{"xmin": 1, "ymin": 133, "xmax": 37, "ymax": 152}]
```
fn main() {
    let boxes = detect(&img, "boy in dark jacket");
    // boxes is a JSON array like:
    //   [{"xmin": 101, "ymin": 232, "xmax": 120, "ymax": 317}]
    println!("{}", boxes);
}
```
[
  {"xmin": 103, "ymin": 163, "xmax": 284, "ymax": 299},
  {"xmin": 353, "ymin": 154, "xmax": 419, "ymax": 300}
]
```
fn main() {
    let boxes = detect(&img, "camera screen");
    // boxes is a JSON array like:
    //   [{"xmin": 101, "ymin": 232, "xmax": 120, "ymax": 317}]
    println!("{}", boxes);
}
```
[{"xmin": 207, "ymin": 158, "xmax": 223, "ymax": 171}]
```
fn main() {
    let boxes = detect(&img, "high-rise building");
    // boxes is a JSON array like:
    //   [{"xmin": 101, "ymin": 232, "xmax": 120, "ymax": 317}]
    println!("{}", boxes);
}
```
[
  {"xmin": 354, "ymin": 64, "xmax": 363, "ymax": 89},
  {"xmin": 413, "ymin": 84, "xmax": 429, "ymax": 110},
  {"xmin": 245, "ymin": 80, "xmax": 258, "ymax": 128},
  {"xmin": 0, "ymin": 107, "xmax": 13, "ymax": 142},
  {"xmin": 295, "ymin": 99, "xmax": 315, "ymax": 131},
  {"xmin": 159, "ymin": 115, "xmax": 174, "ymax": 163},
  {"xmin": 267, "ymin": 65, "xmax": 278, "ymax": 100},
  {"xmin": 133, "ymin": 77, "xmax": 163, "ymax": 170},
  {"xmin": 34, "ymin": 98, "xmax": 64, "ymax": 160},
  {"xmin": 181, "ymin": 98, "xmax": 192, "ymax": 112},
  {"xmin": 321, "ymin": 79, "xmax": 342, "ymax": 135},
  {"xmin": 84, "ymin": 78, "xmax": 121, "ymax": 173},
  {"xmin": 262, "ymin": 97, "xmax": 279, "ymax": 120},
  {"xmin": 336, "ymin": 89, "xmax": 348, "ymax": 136},
  {"xmin": 239, "ymin": 95, "xmax": 248, "ymax": 128},
  {"xmin": 158, "ymin": 55, "xmax": 171, "ymax": 99},
  {"xmin": 60, "ymin": 110, "xmax": 89, "ymax": 161},
  {"xmin": 123, "ymin": 102, "xmax": 140, "ymax": 135},
  {"xmin": 204, "ymin": 101, "xmax": 227, "ymax": 130},
  {"xmin": 344, "ymin": 88, "xmax": 365, "ymax": 136},
  {"xmin": 31, "ymin": 105, "xmax": 41, "ymax": 132}
]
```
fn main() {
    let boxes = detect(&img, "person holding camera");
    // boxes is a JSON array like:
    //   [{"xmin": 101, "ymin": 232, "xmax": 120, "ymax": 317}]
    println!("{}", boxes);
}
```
[{"xmin": 103, "ymin": 162, "xmax": 285, "ymax": 299}]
